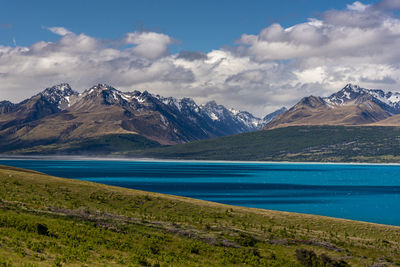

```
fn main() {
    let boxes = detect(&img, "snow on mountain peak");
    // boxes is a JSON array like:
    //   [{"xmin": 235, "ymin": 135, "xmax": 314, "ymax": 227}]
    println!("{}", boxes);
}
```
[
  {"xmin": 34, "ymin": 83, "xmax": 288, "ymax": 133},
  {"xmin": 343, "ymin": 83, "xmax": 361, "ymax": 93},
  {"xmin": 324, "ymin": 84, "xmax": 400, "ymax": 113},
  {"xmin": 85, "ymin": 84, "xmax": 115, "ymax": 94},
  {"xmin": 81, "ymin": 84, "xmax": 139, "ymax": 104},
  {"xmin": 40, "ymin": 83, "xmax": 78, "ymax": 109},
  {"xmin": 41, "ymin": 83, "xmax": 75, "ymax": 97},
  {"xmin": 229, "ymin": 108, "xmax": 239, "ymax": 116},
  {"xmin": 158, "ymin": 96, "xmax": 182, "ymax": 110}
]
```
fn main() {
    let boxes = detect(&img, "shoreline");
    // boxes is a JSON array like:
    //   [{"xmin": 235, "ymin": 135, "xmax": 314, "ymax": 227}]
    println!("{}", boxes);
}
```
[
  {"xmin": 2, "ymin": 154, "xmax": 400, "ymax": 166},
  {"xmin": 0, "ymin": 161, "xmax": 399, "ymax": 227}
]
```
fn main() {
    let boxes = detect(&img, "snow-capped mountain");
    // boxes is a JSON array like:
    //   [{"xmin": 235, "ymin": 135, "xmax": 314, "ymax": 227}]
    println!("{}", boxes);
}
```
[
  {"xmin": 324, "ymin": 84, "xmax": 400, "ymax": 114},
  {"xmin": 39, "ymin": 83, "xmax": 79, "ymax": 109},
  {"xmin": 157, "ymin": 95, "xmax": 281, "ymax": 131},
  {"xmin": 0, "ymin": 83, "xmax": 285, "ymax": 150},
  {"xmin": 263, "ymin": 107, "xmax": 287, "ymax": 124},
  {"xmin": 0, "ymin": 101, "xmax": 16, "ymax": 114},
  {"xmin": 157, "ymin": 97, "xmax": 285, "ymax": 131},
  {"xmin": 230, "ymin": 108, "xmax": 265, "ymax": 130},
  {"xmin": 199, "ymin": 101, "xmax": 255, "ymax": 132},
  {"xmin": 264, "ymin": 84, "xmax": 400, "ymax": 129},
  {"xmin": 0, "ymin": 83, "xmax": 80, "ymax": 125}
]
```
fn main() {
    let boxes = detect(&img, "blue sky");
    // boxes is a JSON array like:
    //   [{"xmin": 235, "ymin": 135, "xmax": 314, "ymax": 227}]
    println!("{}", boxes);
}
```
[
  {"xmin": 0, "ymin": 0, "xmax": 375, "ymax": 51},
  {"xmin": 1, "ymin": 0, "xmax": 400, "ymax": 116}
]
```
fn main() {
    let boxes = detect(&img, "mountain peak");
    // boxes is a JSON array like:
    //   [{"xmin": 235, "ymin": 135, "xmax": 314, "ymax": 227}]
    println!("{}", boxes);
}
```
[
  {"xmin": 41, "ymin": 83, "xmax": 76, "ymax": 97},
  {"xmin": 299, "ymin": 96, "xmax": 326, "ymax": 108},
  {"xmin": 81, "ymin": 84, "xmax": 120, "ymax": 99},
  {"xmin": 343, "ymin": 83, "xmax": 361, "ymax": 92},
  {"xmin": 263, "ymin": 107, "xmax": 287, "ymax": 123},
  {"xmin": 263, "ymin": 83, "xmax": 400, "ymax": 129},
  {"xmin": 39, "ymin": 83, "xmax": 78, "ymax": 109},
  {"xmin": 204, "ymin": 100, "xmax": 218, "ymax": 107},
  {"xmin": 325, "ymin": 84, "xmax": 365, "ymax": 105},
  {"xmin": 0, "ymin": 100, "xmax": 17, "ymax": 114},
  {"xmin": 324, "ymin": 84, "xmax": 400, "ymax": 112},
  {"xmin": 87, "ymin": 84, "xmax": 116, "ymax": 92}
]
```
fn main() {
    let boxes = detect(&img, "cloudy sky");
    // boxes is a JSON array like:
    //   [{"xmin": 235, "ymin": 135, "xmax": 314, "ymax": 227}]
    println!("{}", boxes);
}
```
[{"xmin": 1, "ymin": 0, "xmax": 400, "ymax": 116}]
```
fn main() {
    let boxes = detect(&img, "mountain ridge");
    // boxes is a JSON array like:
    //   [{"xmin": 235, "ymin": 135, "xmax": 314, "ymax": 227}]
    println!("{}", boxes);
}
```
[
  {"xmin": 0, "ymin": 83, "xmax": 284, "ymax": 153},
  {"xmin": 264, "ymin": 83, "xmax": 400, "ymax": 129}
]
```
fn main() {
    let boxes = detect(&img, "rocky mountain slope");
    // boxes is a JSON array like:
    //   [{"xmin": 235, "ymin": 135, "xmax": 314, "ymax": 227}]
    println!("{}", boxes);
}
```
[
  {"xmin": 0, "ymin": 83, "xmax": 282, "ymax": 153},
  {"xmin": 264, "ymin": 84, "xmax": 400, "ymax": 129}
]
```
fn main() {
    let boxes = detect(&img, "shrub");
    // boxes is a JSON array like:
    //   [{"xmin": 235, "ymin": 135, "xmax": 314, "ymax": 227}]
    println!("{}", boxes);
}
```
[
  {"xmin": 36, "ymin": 223, "xmax": 49, "ymax": 236},
  {"xmin": 295, "ymin": 249, "xmax": 350, "ymax": 267},
  {"xmin": 295, "ymin": 248, "xmax": 318, "ymax": 267},
  {"xmin": 235, "ymin": 233, "xmax": 257, "ymax": 247}
]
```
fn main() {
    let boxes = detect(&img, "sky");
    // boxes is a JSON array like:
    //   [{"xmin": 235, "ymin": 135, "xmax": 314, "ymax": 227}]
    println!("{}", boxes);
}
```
[{"xmin": 1, "ymin": 0, "xmax": 400, "ymax": 116}]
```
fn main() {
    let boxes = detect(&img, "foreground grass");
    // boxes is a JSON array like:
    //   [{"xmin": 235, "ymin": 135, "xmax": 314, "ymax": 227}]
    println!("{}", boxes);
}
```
[{"xmin": 0, "ymin": 165, "xmax": 399, "ymax": 266}]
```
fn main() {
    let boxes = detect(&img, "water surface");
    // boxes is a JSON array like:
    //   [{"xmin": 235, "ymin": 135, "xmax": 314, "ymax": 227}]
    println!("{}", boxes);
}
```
[{"xmin": 1, "ymin": 157, "xmax": 399, "ymax": 226}]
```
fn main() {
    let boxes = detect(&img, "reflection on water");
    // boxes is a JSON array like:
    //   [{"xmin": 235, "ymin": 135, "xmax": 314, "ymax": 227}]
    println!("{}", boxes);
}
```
[{"xmin": 1, "ymin": 158, "xmax": 399, "ymax": 226}]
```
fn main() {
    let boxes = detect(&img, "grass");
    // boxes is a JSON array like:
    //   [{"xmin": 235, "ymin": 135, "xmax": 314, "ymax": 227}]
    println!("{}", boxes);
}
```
[
  {"xmin": 0, "ymin": 165, "xmax": 399, "ymax": 266},
  {"xmin": 5, "ymin": 134, "xmax": 162, "ymax": 155},
  {"xmin": 134, "ymin": 125, "xmax": 400, "ymax": 162}
]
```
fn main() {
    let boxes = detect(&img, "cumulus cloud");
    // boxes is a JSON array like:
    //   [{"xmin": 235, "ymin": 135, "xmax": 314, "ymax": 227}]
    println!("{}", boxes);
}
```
[
  {"xmin": 375, "ymin": 0, "xmax": 400, "ymax": 10},
  {"xmin": 237, "ymin": 6, "xmax": 400, "ymax": 62},
  {"xmin": 1, "ymin": 1, "xmax": 400, "ymax": 117},
  {"xmin": 347, "ymin": 1, "xmax": 370, "ymax": 11},
  {"xmin": 360, "ymin": 75, "xmax": 397, "ymax": 84},
  {"xmin": 177, "ymin": 51, "xmax": 208, "ymax": 61},
  {"xmin": 46, "ymin": 26, "xmax": 73, "ymax": 36},
  {"xmin": 124, "ymin": 31, "xmax": 175, "ymax": 60}
]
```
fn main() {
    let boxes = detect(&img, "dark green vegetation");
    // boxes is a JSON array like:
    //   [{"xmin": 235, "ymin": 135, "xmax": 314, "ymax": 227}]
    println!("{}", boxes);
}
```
[
  {"xmin": 6, "ymin": 125, "xmax": 400, "ymax": 163},
  {"xmin": 135, "ymin": 126, "xmax": 400, "ymax": 162},
  {"xmin": 4, "ymin": 134, "xmax": 162, "ymax": 155},
  {"xmin": 0, "ymin": 165, "xmax": 399, "ymax": 266}
]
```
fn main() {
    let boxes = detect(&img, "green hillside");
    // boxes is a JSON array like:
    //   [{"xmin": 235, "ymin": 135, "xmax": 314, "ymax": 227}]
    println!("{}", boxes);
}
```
[
  {"xmin": 3, "ymin": 134, "xmax": 162, "ymax": 155},
  {"xmin": 135, "ymin": 126, "xmax": 400, "ymax": 162},
  {"xmin": 0, "ymin": 165, "xmax": 399, "ymax": 266},
  {"xmin": 6, "ymin": 126, "xmax": 400, "ymax": 164}
]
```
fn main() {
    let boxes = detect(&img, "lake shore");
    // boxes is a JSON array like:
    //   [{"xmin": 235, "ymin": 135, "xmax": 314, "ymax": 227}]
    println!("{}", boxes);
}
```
[
  {"xmin": 1, "ymin": 164, "xmax": 399, "ymax": 266},
  {"xmin": 1, "ymin": 157, "xmax": 400, "ymax": 227},
  {"xmin": 3, "ymin": 154, "xmax": 400, "ymax": 166}
]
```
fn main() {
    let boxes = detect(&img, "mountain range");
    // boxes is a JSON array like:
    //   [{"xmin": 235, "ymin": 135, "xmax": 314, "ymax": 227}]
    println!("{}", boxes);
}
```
[
  {"xmin": 0, "ymin": 83, "xmax": 285, "ymax": 153},
  {"xmin": 264, "ymin": 84, "xmax": 400, "ymax": 129},
  {"xmin": 3, "ymin": 82, "xmax": 400, "ymax": 156},
  {"xmin": 145, "ymin": 83, "xmax": 400, "ymax": 163}
]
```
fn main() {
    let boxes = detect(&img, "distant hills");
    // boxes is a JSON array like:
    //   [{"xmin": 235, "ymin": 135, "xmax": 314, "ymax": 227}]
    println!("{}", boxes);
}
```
[
  {"xmin": 135, "ymin": 125, "xmax": 400, "ymax": 163},
  {"xmin": 264, "ymin": 84, "xmax": 400, "ymax": 129},
  {"xmin": 0, "ymin": 83, "xmax": 284, "ymax": 154}
]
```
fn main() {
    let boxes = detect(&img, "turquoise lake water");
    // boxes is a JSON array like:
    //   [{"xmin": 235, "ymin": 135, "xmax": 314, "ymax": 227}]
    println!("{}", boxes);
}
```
[{"xmin": 1, "ymin": 158, "xmax": 399, "ymax": 226}]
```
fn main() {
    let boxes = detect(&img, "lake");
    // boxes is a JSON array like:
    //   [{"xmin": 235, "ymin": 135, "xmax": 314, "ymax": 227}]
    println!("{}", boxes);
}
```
[{"xmin": 1, "ymin": 157, "xmax": 399, "ymax": 226}]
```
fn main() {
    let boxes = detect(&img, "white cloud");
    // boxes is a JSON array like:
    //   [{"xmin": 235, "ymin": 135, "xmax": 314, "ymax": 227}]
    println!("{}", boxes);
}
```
[
  {"xmin": 46, "ymin": 26, "xmax": 73, "ymax": 36},
  {"xmin": 347, "ymin": 1, "xmax": 370, "ymax": 11},
  {"xmin": 1, "ymin": 2, "xmax": 400, "ymax": 117},
  {"xmin": 375, "ymin": 0, "xmax": 400, "ymax": 9},
  {"xmin": 124, "ymin": 32, "xmax": 175, "ymax": 60}
]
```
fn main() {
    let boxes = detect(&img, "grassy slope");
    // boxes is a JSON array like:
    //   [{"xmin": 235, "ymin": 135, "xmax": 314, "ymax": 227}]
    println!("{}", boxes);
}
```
[
  {"xmin": 5, "ymin": 134, "xmax": 162, "ymax": 155},
  {"xmin": 0, "ymin": 165, "xmax": 399, "ymax": 266},
  {"xmin": 135, "ymin": 126, "xmax": 400, "ymax": 162}
]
